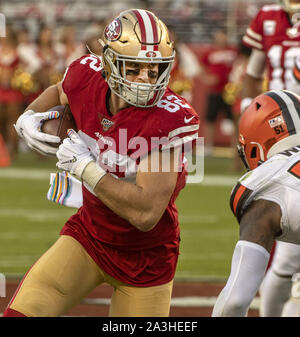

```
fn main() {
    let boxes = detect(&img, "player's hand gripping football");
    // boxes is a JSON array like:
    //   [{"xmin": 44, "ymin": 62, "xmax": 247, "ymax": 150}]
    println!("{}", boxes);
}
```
[
  {"xmin": 14, "ymin": 109, "xmax": 61, "ymax": 155},
  {"xmin": 56, "ymin": 130, "xmax": 106, "ymax": 188},
  {"xmin": 56, "ymin": 129, "xmax": 95, "ymax": 180}
]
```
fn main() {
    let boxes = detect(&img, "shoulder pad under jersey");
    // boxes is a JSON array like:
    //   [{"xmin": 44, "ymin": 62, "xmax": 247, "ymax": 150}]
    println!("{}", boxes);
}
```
[{"xmin": 230, "ymin": 154, "xmax": 287, "ymax": 221}]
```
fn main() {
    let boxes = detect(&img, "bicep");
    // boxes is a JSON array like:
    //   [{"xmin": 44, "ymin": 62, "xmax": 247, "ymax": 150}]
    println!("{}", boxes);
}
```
[
  {"xmin": 57, "ymin": 81, "xmax": 69, "ymax": 105},
  {"xmin": 239, "ymin": 199, "xmax": 282, "ymax": 253},
  {"xmin": 136, "ymin": 148, "xmax": 180, "ymax": 212}
]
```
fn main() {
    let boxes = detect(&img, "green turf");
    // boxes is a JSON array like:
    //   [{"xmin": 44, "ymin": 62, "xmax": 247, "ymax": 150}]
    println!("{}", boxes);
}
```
[
  {"xmin": 176, "ymin": 184, "xmax": 238, "ymax": 279},
  {"xmin": 0, "ymin": 152, "xmax": 242, "ymax": 279}
]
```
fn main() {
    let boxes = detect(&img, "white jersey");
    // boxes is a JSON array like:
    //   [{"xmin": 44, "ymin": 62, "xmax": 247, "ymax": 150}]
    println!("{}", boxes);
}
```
[{"xmin": 230, "ymin": 147, "xmax": 300, "ymax": 245}]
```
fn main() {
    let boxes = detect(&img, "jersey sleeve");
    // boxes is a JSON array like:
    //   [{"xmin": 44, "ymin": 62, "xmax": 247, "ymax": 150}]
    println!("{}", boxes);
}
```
[
  {"xmin": 230, "ymin": 155, "xmax": 286, "ymax": 222},
  {"xmin": 62, "ymin": 54, "xmax": 103, "ymax": 98},
  {"xmin": 242, "ymin": 9, "xmax": 263, "ymax": 51},
  {"xmin": 230, "ymin": 182, "xmax": 254, "ymax": 222},
  {"xmin": 159, "ymin": 97, "xmax": 200, "ymax": 151}
]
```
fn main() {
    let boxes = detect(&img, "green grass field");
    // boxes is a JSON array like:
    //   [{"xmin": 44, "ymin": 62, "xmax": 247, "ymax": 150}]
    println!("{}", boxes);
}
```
[{"xmin": 0, "ymin": 151, "xmax": 242, "ymax": 280}]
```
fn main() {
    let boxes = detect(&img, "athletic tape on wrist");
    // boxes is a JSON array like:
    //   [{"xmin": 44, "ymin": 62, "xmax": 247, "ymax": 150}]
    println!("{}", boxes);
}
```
[{"xmin": 82, "ymin": 161, "xmax": 106, "ymax": 189}]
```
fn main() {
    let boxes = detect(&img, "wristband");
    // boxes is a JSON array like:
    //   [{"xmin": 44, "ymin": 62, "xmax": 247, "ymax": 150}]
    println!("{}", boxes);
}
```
[{"xmin": 82, "ymin": 161, "xmax": 106, "ymax": 189}]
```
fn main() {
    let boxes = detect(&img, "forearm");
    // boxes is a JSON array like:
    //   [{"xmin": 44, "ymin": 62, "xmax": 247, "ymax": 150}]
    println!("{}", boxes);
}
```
[
  {"xmin": 58, "ymin": 144, "xmax": 179, "ymax": 232},
  {"xmin": 93, "ymin": 173, "xmax": 171, "ymax": 231},
  {"xmin": 241, "ymin": 73, "xmax": 263, "ymax": 99},
  {"xmin": 212, "ymin": 240, "xmax": 270, "ymax": 317}
]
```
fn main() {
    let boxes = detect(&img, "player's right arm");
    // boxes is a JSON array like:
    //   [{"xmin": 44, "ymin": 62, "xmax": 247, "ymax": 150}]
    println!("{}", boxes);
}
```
[
  {"xmin": 24, "ymin": 81, "xmax": 68, "ymax": 113},
  {"xmin": 212, "ymin": 199, "xmax": 282, "ymax": 316},
  {"xmin": 240, "ymin": 48, "xmax": 266, "ymax": 110},
  {"xmin": 240, "ymin": 7, "xmax": 267, "ymax": 113},
  {"xmin": 14, "ymin": 80, "xmax": 68, "ymax": 156}
]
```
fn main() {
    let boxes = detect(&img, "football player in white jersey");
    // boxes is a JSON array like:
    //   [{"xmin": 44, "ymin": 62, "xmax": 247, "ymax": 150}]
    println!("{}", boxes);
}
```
[
  {"xmin": 241, "ymin": 0, "xmax": 300, "ymax": 316},
  {"xmin": 212, "ymin": 89, "xmax": 300, "ymax": 316}
]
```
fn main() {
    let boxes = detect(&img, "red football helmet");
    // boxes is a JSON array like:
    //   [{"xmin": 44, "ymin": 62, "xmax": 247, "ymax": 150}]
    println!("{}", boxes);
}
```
[{"xmin": 238, "ymin": 90, "xmax": 300, "ymax": 170}]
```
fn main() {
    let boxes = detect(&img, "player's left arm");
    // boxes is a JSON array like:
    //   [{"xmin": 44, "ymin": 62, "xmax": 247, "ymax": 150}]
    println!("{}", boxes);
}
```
[
  {"xmin": 93, "ymin": 148, "xmax": 180, "ymax": 232},
  {"xmin": 56, "ymin": 129, "xmax": 181, "ymax": 232},
  {"xmin": 212, "ymin": 199, "xmax": 282, "ymax": 316}
]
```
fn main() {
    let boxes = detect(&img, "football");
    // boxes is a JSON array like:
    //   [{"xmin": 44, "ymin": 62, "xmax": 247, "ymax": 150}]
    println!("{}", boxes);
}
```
[{"xmin": 41, "ymin": 105, "xmax": 77, "ymax": 147}]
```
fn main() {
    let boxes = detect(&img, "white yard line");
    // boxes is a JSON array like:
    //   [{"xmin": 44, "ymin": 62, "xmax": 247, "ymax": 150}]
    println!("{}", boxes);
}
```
[
  {"xmin": 0, "ymin": 168, "xmax": 238, "ymax": 187},
  {"xmin": 82, "ymin": 296, "xmax": 260, "ymax": 310}
]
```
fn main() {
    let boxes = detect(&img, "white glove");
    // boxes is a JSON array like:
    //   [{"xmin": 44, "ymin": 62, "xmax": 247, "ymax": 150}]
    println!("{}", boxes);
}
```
[
  {"xmin": 56, "ymin": 129, "xmax": 95, "ymax": 180},
  {"xmin": 14, "ymin": 109, "xmax": 61, "ymax": 155},
  {"xmin": 56, "ymin": 129, "xmax": 107, "ymax": 189}
]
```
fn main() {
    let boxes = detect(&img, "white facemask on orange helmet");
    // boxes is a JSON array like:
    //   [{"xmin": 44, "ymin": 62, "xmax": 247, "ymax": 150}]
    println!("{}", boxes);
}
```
[{"xmin": 99, "ymin": 9, "xmax": 175, "ymax": 108}]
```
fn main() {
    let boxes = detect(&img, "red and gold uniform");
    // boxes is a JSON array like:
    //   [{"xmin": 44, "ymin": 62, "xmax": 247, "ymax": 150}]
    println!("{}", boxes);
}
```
[
  {"xmin": 243, "ymin": 4, "xmax": 300, "ymax": 93},
  {"xmin": 4, "ymin": 54, "xmax": 199, "ymax": 317},
  {"xmin": 61, "ymin": 54, "xmax": 199, "ymax": 287}
]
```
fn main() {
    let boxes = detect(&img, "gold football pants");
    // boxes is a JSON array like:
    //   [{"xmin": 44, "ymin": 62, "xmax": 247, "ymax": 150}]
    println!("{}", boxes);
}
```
[{"xmin": 8, "ymin": 235, "xmax": 173, "ymax": 317}]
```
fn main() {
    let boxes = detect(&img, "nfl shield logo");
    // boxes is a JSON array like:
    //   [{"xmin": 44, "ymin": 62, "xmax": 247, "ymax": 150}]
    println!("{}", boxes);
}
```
[{"xmin": 101, "ymin": 118, "xmax": 114, "ymax": 131}]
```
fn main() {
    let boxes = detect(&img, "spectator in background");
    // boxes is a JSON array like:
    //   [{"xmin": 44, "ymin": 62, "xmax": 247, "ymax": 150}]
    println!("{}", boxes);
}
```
[
  {"xmin": 16, "ymin": 26, "xmax": 44, "ymax": 106},
  {"xmin": 35, "ymin": 25, "xmax": 63, "ymax": 91},
  {"xmin": 83, "ymin": 20, "xmax": 107, "ymax": 56},
  {"xmin": 55, "ymin": 25, "xmax": 85, "ymax": 68},
  {"xmin": 0, "ymin": 25, "xmax": 24, "ymax": 159},
  {"xmin": 168, "ymin": 27, "xmax": 201, "ymax": 102},
  {"xmin": 199, "ymin": 30, "xmax": 237, "ymax": 156}
]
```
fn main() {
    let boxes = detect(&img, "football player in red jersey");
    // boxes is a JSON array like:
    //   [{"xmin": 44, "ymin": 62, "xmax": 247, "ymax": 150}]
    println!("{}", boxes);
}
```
[
  {"xmin": 212, "ymin": 89, "xmax": 300, "ymax": 317},
  {"xmin": 240, "ymin": 0, "xmax": 300, "ymax": 316},
  {"xmin": 4, "ymin": 9, "xmax": 199, "ymax": 317}
]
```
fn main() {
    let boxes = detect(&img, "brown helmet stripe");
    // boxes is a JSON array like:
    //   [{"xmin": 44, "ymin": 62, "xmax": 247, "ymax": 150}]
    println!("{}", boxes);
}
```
[{"xmin": 265, "ymin": 91, "xmax": 296, "ymax": 135}]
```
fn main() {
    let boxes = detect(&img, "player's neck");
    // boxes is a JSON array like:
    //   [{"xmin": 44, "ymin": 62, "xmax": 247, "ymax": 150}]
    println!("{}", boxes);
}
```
[{"xmin": 109, "ymin": 92, "xmax": 130, "ymax": 115}]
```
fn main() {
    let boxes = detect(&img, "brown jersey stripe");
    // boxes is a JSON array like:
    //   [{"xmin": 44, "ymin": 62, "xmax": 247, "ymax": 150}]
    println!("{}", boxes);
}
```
[
  {"xmin": 230, "ymin": 182, "xmax": 253, "ymax": 222},
  {"xmin": 294, "ymin": 65, "xmax": 300, "ymax": 83}
]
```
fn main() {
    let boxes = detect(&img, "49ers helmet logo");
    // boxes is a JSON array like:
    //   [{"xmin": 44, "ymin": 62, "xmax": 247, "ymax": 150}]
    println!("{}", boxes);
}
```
[
  {"xmin": 104, "ymin": 19, "xmax": 122, "ymax": 41},
  {"xmin": 145, "ymin": 51, "xmax": 157, "ymax": 57}
]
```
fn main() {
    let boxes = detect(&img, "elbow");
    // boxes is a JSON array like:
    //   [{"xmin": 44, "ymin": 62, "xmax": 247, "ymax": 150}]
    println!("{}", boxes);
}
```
[
  {"xmin": 223, "ymin": 299, "xmax": 248, "ymax": 317},
  {"xmin": 216, "ymin": 297, "xmax": 250, "ymax": 317},
  {"xmin": 129, "ymin": 211, "xmax": 159, "ymax": 232}
]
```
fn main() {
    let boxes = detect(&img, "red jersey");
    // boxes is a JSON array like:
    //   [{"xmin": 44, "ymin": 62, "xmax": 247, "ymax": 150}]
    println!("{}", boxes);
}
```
[
  {"xmin": 60, "ymin": 54, "xmax": 200, "ymax": 286},
  {"xmin": 243, "ymin": 4, "xmax": 300, "ymax": 93},
  {"xmin": 200, "ymin": 46, "xmax": 237, "ymax": 93}
]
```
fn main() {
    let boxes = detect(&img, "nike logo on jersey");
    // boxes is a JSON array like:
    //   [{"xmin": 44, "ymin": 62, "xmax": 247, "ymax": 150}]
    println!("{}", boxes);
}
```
[
  {"xmin": 184, "ymin": 116, "xmax": 195, "ymax": 124},
  {"xmin": 61, "ymin": 156, "xmax": 77, "ymax": 165}
]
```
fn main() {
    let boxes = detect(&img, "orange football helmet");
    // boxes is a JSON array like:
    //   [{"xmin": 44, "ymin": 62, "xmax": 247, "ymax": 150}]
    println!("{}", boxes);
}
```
[
  {"xmin": 99, "ymin": 9, "xmax": 175, "ymax": 107},
  {"xmin": 238, "ymin": 90, "xmax": 300, "ymax": 170}
]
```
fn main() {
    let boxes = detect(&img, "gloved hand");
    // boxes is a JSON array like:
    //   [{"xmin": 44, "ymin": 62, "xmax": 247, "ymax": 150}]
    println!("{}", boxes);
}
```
[
  {"xmin": 14, "ymin": 109, "xmax": 61, "ymax": 155},
  {"xmin": 56, "ymin": 129, "xmax": 95, "ymax": 180},
  {"xmin": 56, "ymin": 129, "xmax": 106, "ymax": 189}
]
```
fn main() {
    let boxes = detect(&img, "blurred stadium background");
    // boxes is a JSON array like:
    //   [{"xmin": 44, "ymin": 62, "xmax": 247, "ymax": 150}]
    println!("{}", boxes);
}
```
[{"xmin": 0, "ymin": 0, "xmax": 273, "ymax": 315}]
